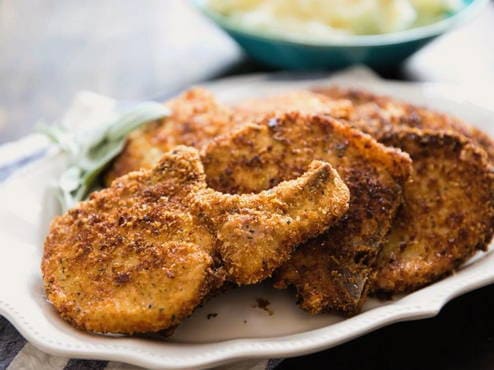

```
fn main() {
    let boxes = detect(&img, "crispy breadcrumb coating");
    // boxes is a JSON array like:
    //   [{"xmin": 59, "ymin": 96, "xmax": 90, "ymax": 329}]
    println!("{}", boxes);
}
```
[
  {"xmin": 43, "ymin": 146, "xmax": 349, "ymax": 334},
  {"xmin": 238, "ymin": 88, "xmax": 494, "ymax": 296},
  {"xmin": 203, "ymin": 112, "xmax": 411, "ymax": 314},
  {"xmin": 234, "ymin": 90, "xmax": 353, "ymax": 122},
  {"xmin": 373, "ymin": 129, "xmax": 494, "ymax": 293},
  {"xmin": 312, "ymin": 86, "xmax": 494, "ymax": 163},
  {"xmin": 105, "ymin": 88, "xmax": 238, "ymax": 185}
]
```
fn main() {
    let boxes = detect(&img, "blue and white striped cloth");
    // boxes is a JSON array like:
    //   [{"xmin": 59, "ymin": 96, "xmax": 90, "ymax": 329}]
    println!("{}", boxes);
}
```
[{"xmin": 0, "ymin": 317, "xmax": 280, "ymax": 370}]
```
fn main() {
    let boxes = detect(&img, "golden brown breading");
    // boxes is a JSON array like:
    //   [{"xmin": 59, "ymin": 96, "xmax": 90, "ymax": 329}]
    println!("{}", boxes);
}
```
[
  {"xmin": 203, "ymin": 112, "xmax": 411, "ymax": 314},
  {"xmin": 303, "ymin": 87, "xmax": 494, "ymax": 293},
  {"xmin": 236, "ymin": 87, "xmax": 494, "ymax": 164},
  {"xmin": 234, "ymin": 90, "xmax": 353, "ymax": 122},
  {"xmin": 373, "ymin": 129, "xmax": 494, "ymax": 294},
  {"xmin": 43, "ymin": 146, "xmax": 349, "ymax": 334},
  {"xmin": 105, "ymin": 88, "xmax": 238, "ymax": 185},
  {"xmin": 312, "ymin": 86, "xmax": 494, "ymax": 163}
]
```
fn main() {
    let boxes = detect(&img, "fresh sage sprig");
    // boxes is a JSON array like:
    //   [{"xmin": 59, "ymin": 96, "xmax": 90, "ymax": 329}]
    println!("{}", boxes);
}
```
[{"xmin": 39, "ymin": 102, "xmax": 170, "ymax": 211}]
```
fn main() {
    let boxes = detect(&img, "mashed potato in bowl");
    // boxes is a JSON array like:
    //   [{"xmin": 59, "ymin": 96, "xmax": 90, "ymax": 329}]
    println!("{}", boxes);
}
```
[{"xmin": 207, "ymin": 0, "xmax": 464, "ymax": 42}]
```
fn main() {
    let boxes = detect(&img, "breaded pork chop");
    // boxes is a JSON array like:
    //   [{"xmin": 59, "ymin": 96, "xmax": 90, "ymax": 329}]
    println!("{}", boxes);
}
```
[
  {"xmin": 203, "ymin": 112, "xmax": 411, "ymax": 314},
  {"xmin": 43, "ymin": 146, "xmax": 349, "ymax": 334},
  {"xmin": 234, "ymin": 90, "xmax": 353, "ymax": 123},
  {"xmin": 105, "ymin": 88, "xmax": 237, "ymax": 185},
  {"xmin": 373, "ymin": 129, "xmax": 494, "ymax": 294},
  {"xmin": 312, "ymin": 86, "xmax": 494, "ymax": 163}
]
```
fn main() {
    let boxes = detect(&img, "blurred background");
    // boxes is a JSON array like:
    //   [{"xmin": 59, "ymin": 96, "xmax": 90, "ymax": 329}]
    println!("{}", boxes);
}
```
[{"xmin": 0, "ymin": 0, "xmax": 493, "ymax": 143}]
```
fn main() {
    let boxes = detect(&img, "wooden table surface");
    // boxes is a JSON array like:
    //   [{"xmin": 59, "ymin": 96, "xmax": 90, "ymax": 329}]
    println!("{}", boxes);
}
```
[{"xmin": 1, "ymin": 1, "xmax": 494, "ymax": 369}]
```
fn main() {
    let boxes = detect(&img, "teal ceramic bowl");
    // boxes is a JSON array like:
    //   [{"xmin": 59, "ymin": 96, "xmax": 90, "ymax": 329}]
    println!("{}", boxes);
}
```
[{"xmin": 193, "ymin": 0, "xmax": 487, "ymax": 70}]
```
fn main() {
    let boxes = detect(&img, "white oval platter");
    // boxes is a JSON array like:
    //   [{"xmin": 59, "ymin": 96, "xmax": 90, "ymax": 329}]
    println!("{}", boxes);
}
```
[{"xmin": 0, "ymin": 69, "xmax": 493, "ymax": 369}]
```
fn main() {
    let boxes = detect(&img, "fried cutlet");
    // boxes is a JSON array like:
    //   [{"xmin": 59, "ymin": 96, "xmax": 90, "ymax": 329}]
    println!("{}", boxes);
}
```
[
  {"xmin": 105, "ymin": 88, "xmax": 238, "ymax": 185},
  {"xmin": 312, "ymin": 86, "xmax": 494, "ymax": 163},
  {"xmin": 43, "ymin": 146, "xmax": 349, "ymax": 334},
  {"xmin": 234, "ymin": 90, "xmax": 353, "ymax": 122},
  {"xmin": 306, "ymin": 87, "xmax": 494, "ymax": 292},
  {"xmin": 373, "ymin": 129, "xmax": 494, "ymax": 294},
  {"xmin": 203, "ymin": 112, "xmax": 411, "ymax": 314},
  {"xmin": 106, "ymin": 90, "xmax": 351, "ymax": 186},
  {"xmin": 235, "ymin": 89, "xmax": 494, "ymax": 295},
  {"xmin": 234, "ymin": 87, "xmax": 494, "ymax": 164}
]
